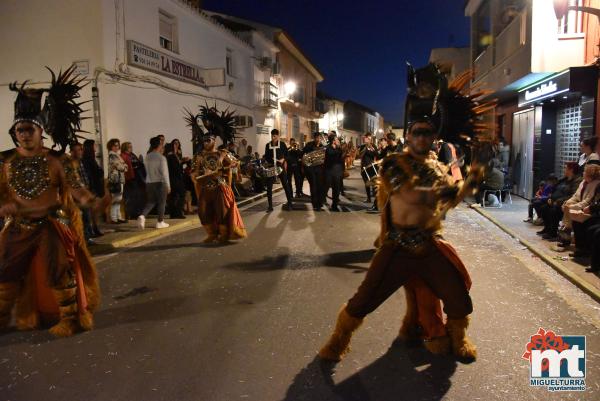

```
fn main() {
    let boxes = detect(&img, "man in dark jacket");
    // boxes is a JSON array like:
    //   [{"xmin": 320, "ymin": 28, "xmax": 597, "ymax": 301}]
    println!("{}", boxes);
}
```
[
  {"xmin": 538, "ymin": 162, "xmax": 581, "ymax": 240},
  {"xmin": 324, "ymin": 133, "xmax": 344, "ymax": 212},
  {"xmin": 263, "ymin": 129, "xmax": 293, "ymax": 212},
  {"xmin": 303, "ymin": 132, "xmax": 326, "ymax": 211},
  {"xmin": 287, "ymin": 138, "xmax": 305, "ymax": 198}
]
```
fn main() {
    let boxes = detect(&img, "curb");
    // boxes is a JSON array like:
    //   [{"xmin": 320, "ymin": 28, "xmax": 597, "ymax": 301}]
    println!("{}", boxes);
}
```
[
  {"xmin": 103, "ymin": 186, "xmax": 282, "ymax": 249},
  {"xmin": 470, "ymin": 205, "xmax": 600, "ymax": 304},
  {"xmin": 108, "ymin": 219, "xmax": 200, "ymax": 248}
]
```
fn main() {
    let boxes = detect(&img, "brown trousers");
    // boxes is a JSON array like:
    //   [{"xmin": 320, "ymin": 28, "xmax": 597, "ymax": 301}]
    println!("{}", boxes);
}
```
[{"xmin": 346, "ymin": 240, "xmax": 472, "ymax": 319}]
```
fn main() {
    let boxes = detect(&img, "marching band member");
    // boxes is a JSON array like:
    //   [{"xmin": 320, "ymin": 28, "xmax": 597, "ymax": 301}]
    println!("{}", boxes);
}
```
[
  {"xmin": 358, "ymin": 132, "xmax": 379, "ymax": 207},
  {"xmin": 324, "ymin": 133, "xmax": 344, "ymax": 212},
  {"xmin": 287, "ymin": 138, "xmax": 306, "ymax": 198},
  {"xmin": 303, "ymin": 132, "xmax": 326, "ymax": 211},
  {"xmin": 263, "ymin": 129, "xmax": 294, "ymax": 212}
]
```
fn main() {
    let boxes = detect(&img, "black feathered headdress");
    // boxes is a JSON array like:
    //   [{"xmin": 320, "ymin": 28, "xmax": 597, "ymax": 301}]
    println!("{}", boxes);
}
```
[
  {"xmin": 198, "ymin": 102, "xmax": 238, "ymax": 145},
  {"xmin": 9, "ymin": 65, "xmax": 89, "ymax": 152},
  {"xmin": 404, "ymin": 63, "xmax": 495, "ymax": 149}
]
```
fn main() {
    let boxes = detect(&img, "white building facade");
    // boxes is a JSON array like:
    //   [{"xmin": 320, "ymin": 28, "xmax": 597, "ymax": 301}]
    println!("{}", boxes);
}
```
[{"xmin": 0, "ymin": 0, "xmax": 281, "ymax": 164}]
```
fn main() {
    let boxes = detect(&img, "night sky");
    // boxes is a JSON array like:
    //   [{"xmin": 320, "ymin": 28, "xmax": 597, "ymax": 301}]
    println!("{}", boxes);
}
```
[{"xmin": 203, "ymin": 0, "xmax": 470, "ymax": 125}]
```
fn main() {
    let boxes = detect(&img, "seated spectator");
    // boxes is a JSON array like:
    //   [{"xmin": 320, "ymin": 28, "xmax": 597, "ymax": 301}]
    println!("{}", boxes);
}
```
[
  {"xmin": 578, "ymin": 136, "xmax": 599, "ymax": 169},
  {"xmin": 557, "ymin": 163, "xmax": 600, "ymax": 246},
  {"xmin": 524, "ymin": 175, "xmax": 557, "ymax": 223},
  {"xmin": 537, "ymin": 162, "xmax": 581, "ymax": 240},
  {"xmin": 475, "ymin": 162, "xmax": 505, "ymax": 205},
  {"xmin": 570, "ymin": 184, "xmax": 600, "ymax": 272}
]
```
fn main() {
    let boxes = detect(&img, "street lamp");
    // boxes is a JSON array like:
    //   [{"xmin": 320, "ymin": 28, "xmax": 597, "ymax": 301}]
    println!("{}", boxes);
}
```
[{"xmin": 283, "ymin": 81, "xmax": 297, "ymax": 98}]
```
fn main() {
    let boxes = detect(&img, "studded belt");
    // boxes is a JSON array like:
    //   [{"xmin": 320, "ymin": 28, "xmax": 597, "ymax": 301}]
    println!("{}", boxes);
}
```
[
  {"xmin": 6, "ymin": 208, "xmax": 70, "ymax": 230},
  {"xmin": 387, "ymin": 226, "xmax": 435, "ymax": 252}
]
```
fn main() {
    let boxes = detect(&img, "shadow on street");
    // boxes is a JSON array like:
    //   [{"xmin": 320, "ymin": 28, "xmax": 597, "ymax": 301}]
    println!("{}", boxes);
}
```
[{"xmin": 283, "ymin": 342, "xmax": 457, "ymax": 401}]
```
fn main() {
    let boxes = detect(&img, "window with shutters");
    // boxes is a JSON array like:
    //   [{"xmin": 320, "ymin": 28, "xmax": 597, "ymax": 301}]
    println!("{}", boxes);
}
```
[
  {"xmin": 226, "ymin": 49, "xmax": 234, "ymax": 77},
  {"xmin": 159, "ymin": 10, "xmax": 178, "ymax": 53}
]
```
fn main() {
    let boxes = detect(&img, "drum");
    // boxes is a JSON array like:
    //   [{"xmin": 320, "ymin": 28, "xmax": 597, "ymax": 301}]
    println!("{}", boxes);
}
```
[
  {"xmin": 361, "ymin": 161, "xmax": 381, "ymax": 186},
  {"xmin": 262, "ymin": 165, "xmax": 283, "ymax": 178}
]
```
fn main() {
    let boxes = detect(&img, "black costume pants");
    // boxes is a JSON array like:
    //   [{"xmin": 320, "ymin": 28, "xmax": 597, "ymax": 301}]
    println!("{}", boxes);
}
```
[
  {"xmin": 266, "ymin": 171, "xmax": 293, "ymax": 208},
  {"xmin": 325, "ymin": 165, "xmax": 343, "ymax": 208},
  {"xmin": 288, "ymin": 165, "xmax": 305, "ymax": 196},
  {"xmin": 305, "ymin": 166, "xmax": 325, "ymax": 208}
]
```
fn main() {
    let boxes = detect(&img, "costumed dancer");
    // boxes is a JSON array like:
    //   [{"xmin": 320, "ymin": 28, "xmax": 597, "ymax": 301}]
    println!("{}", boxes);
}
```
[
  {"xmin": 263, "ymin": 129, "xmax": 294, "ymax": 212},
  {"xmin": 185, "ymin": 106, "xmax": 247, "ymax": 243},
  {"xmin": 303, "ymin": 132, "xmax": 326, "ymax": 211},
  {"xmin": 318, "ymin": 63, "xmax": 494, "ymax": 362},
  {"xmin": 0, "ymin": 66, "xmax": 105, "ymax": 337}
]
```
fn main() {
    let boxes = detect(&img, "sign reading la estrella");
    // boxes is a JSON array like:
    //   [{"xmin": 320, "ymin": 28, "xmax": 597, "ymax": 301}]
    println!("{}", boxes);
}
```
[
  {"xmin": 518, "ymin": 70, "xmax": 570, "ymax": 107},
  {"xmin": 127, "ymin": 40, "xmax": 225, "ymax": 88}
]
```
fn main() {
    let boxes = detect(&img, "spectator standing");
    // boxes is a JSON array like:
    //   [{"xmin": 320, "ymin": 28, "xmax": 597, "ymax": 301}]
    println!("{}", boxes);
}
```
[
  {"xmin": 165, "ymin": 141, "xmax": 186, "ymax": 219},
  {"xmin": 120, "ymin": 142, "xmax": 145, "ymax": 219},
  {"xmin": 238, "ymin": 138, "xmax": 249, "ymax": 157},
  {"xmin": 138, "ymin": 136, "xmax": 171, "ymax": 229},
  {"xmin": 107, "ymin": 138, "xmax": 128, "ymax": 224},
  {"xmin": 82, "ymin": 139, "xmax": 105, "ymax": 236}
]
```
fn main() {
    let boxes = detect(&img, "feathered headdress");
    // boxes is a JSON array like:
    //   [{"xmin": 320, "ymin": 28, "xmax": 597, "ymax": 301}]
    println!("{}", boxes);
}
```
[
  {"xmin": 404, "ymin": 62, "xmax": 495, "ymax": 153},
  {"xmin": 9, "ymin": 65, "xmax": 89, "ymax": 152},
  {"xmin": 198, "ymin": 102, "xmax": 238, "ymax": 145},
  {"xmin": 184, "ymin": 107, "xmax": 204, "ymax": 153}
]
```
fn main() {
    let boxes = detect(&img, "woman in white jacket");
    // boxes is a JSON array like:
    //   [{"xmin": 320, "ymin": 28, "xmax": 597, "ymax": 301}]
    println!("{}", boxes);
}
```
[
  {"xmin": 107, "ymin": 138, "xmax": 128, "ymax": 223},
  {"xmin": 559, "ymin": 163, "xmax": 600, "ymax": 245}
]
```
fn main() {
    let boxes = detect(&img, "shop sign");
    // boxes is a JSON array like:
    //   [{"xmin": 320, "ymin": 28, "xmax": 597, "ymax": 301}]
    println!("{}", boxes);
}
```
[
  {"xmin": 127, "ymin": 40, "xmax": 225, "ymax": 88},
  {"xmin": 518, "ymin": 70, "xmax": 570, "ymax": 107}
]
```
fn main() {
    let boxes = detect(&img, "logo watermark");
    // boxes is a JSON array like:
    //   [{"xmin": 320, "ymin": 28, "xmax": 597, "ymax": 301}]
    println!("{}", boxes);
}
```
[{"xmin": 522, "ymin": 328, "xmax": 586, "ymax": 392}]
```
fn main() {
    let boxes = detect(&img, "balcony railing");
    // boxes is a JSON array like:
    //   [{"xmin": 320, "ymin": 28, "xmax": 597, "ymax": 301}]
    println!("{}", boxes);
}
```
[{"xmin": 257, "ymin": 82, "xmax": 278, "ymax": 109}]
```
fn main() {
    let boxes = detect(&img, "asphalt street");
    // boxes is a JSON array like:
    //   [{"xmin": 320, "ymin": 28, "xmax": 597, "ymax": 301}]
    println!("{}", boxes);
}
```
[{"xmin": 1, "ymin": 173, "xmax": 599, "ymax": 401}]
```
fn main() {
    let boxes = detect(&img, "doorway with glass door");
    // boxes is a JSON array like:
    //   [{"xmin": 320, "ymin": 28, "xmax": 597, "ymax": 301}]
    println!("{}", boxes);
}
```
[{"xmin": 511, "ymin": 108, "xmax": 535, "ymax": 199}]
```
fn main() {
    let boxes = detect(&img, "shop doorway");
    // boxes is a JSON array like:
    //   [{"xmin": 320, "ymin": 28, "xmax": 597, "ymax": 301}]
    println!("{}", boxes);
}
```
[{"xmin": 512, "ymin": 109, "xmax": 535, "ymax": 198}]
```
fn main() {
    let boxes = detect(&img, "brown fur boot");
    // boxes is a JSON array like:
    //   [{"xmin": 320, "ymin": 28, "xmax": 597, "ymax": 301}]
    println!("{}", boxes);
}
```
[
  {"xmin": 446, "ymin": 317, "xmax": 477, "ymax": 361},
  {"xmin": 318, "ymin": 304, "xmax": 363, "ymax": 362},
  {"xmin": 398, "ymin": 287, "xmax": 420, "ymax": 342},
  {"xmin": 0, "ymin": 282, "xmax": 19, "ymax": 329},
  {"xmin": 78, "ymin": 309, "xmax": 94, "ymax": 331},
  {"xmin": 49, "ymin": 286, "xmax": 79, "ymax": 337},
  {"xmin": 217, "ymin": 224, "xmax": 229, "ymax": 244},
  {"xmin": 424, "ymin": 336, "xmax": 451, "ymax": 355},
  {"xmin": 202, "ymin": 225, "xmax": 218, "ymax": 243}
]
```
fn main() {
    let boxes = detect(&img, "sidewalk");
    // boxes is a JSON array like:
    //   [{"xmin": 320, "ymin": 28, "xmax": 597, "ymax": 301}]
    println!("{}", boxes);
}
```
[
  {"xmin": 468, "ymin": 196, "xmax": 600, "ymax": 303},
  {"xmin": 87, "ymin": 186, "xmax": 280, "ymax": 255}
]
